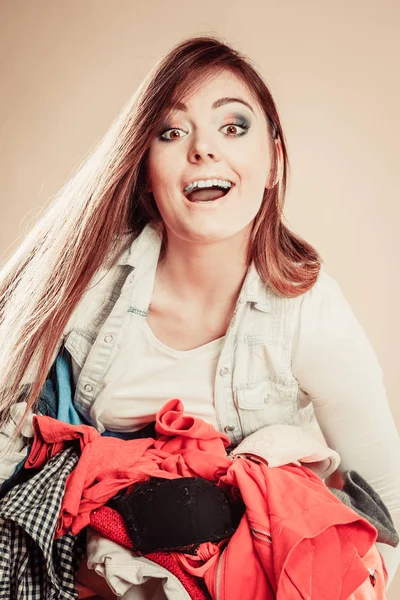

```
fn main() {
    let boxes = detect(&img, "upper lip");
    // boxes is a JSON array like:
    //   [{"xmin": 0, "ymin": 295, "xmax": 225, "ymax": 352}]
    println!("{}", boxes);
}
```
[{"xmin": 182, "ymin": 175, "xmax": 235, "ymax": 192}]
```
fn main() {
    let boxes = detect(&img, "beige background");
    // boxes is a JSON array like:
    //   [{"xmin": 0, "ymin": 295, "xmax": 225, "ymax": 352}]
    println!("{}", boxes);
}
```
[{"xmin": 1, "ymin": 0, "xmax": 399, "ymax": 594}]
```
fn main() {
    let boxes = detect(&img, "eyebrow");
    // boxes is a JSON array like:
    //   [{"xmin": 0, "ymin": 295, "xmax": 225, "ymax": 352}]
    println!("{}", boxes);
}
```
[{"xmin": 171, "ymin": 96, "xmax": 255, "ymax": 115}]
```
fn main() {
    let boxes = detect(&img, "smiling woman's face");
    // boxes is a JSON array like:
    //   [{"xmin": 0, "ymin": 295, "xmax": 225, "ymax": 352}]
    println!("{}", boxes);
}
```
[{"xmin": 146, "ymin": 69, "xmax": 276, "ymax": 246}]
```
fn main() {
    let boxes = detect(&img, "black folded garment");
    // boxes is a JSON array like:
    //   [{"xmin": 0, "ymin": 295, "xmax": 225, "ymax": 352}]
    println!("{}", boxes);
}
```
[{"xmin": 109, "ymin": 476, "xmax": 245, "ymax": 554}]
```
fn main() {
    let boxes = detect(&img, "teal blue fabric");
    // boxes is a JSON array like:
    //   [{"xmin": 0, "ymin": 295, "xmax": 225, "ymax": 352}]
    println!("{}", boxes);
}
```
[
  {"xmin": 0, "ymin": 347, "xmax": 86, "ymax": 492},
  {"xmin": 36, "ymin": 346, "xmax": 86, "ymax": 425},
  {"xmin": 54, "ymin": 347, "xmax": 85, "ymax": 425}
]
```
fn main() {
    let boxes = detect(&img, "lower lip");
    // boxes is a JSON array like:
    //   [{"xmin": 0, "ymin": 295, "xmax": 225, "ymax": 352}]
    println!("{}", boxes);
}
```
[{"xmin": 182, "ymin": 185, "xmax": 234, "ymax": 208}]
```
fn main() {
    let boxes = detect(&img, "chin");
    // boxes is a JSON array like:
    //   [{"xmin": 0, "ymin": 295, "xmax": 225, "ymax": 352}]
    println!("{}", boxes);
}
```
[{"xmin": 183, "ymin": 225, "xmax": 246, "ymax": 245}]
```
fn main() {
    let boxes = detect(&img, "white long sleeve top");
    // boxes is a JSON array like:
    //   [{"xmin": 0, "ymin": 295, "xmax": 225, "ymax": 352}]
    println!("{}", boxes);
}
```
[{"xmin": 291, "ymin": 272, "xmax": 400, "ymax": 586}]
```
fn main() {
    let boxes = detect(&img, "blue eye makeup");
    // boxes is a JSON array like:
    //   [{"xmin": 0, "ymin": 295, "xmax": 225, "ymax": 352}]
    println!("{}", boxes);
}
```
[
  {"xmin": 220, "ymin": 118, "xmax": 250, "ymax": 137},
  {"xmin": 157, "ymin": 115, "xmax": 251, "ymax": 142}
]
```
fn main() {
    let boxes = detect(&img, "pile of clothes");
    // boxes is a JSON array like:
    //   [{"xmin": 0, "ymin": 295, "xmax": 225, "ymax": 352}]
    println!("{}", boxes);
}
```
[{"xmin": 0, "ymin": 348, "xmax": 398, "ymax": 599}]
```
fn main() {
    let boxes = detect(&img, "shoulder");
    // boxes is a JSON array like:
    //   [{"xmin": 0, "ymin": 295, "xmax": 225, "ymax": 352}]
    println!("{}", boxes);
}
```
[
  {"xmin": 296, "ymin": 265, "xmax": 355, "ymax": 333},
  {"xmin": 301, "ymin": 264, "xmax": 343, "ymax": 301},
  {"xmin": 293, "ymin": 265, "xmax": 382, "ymax": 375}
]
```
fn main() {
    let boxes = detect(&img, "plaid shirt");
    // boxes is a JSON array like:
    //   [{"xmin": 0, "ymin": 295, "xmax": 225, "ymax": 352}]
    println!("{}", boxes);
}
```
[{"xmin": 0, "ymin": 446, "xmax": 85, "ymax": 599}]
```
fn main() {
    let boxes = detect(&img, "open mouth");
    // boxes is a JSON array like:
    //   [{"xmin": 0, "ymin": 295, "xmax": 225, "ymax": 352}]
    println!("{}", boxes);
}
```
[{"xmin": 183, "ymin": 184, "xmax": 234, "ymax": 203}]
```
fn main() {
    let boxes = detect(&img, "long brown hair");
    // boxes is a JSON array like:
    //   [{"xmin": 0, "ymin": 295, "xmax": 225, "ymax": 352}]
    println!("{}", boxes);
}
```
[{"xmin": 0, "ymin": 34, "xmax": 322, "ymax": 436}]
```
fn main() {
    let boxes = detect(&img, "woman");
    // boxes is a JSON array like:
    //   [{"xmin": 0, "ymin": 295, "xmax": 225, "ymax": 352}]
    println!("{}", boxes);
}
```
[{"xmin": 1, "ymin": 34, "xmax": 400, "ymax": 593}]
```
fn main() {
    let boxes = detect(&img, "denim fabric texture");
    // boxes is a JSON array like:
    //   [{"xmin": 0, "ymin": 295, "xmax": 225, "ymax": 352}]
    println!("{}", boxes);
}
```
[{"xmin": 58, "ymin": 222, "xmax": 317, "ymax": 446}]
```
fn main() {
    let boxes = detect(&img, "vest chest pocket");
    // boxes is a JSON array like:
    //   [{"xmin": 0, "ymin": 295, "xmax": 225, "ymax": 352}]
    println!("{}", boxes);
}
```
[
  {"xmin": 235, "ymin": 376, "xmax": 298, "ymax": 436},
  {"xmin": 64, "ymin": 329, "xmax": 93, "ymax": 369},
  {"xmin": 64, "ymin": 288, "xmax": 121, "ymax": 368}
]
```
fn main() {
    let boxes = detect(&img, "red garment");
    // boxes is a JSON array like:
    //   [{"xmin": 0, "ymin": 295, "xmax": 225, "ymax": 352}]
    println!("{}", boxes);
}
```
[
  {"xmin": 202, "ymin": 459, "xmax": 383, "ymax": 599},
  {"xmin": 29, "ymin": 399, "xmax": 382, "ymax": 599},
  {"xmin": 26, "ymin": 417, "xmax": 99, "ymax": 469},
  {"xmin": 347, "ymin": 545, "xmax": 387, "ymax": 599},
  {"xmin": 147, "ymin": 552, "xmax": 212, "ymax": 600},
  {"xmin": 28, "ymin": 399, "xmax": 231, "ymax": 536}
]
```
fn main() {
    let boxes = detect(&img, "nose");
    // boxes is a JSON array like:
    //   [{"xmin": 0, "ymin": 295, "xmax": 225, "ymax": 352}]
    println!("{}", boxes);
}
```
[{"xmin": 187, "ymin": 134, "xmax": 221, "ymax": 164}]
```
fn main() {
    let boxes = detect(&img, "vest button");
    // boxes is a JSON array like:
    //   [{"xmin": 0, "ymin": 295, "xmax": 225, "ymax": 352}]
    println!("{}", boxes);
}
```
[
  {"xmin": 219, "ymin": 367, "xmax": 229, "ymax": 377},
  {"xmin": 84, "ymin": 384, "xmax": 93, "ymax": 393},
  {"xmin": 224, "ymin": 425, "xmax": 235, "ymax": 433},
  {"xmin": 104, "ymin": 334, "xmax": 113, "ymax": 343}
]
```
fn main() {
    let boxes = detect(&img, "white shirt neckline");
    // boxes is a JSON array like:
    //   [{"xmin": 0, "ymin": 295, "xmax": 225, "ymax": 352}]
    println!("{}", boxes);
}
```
[{"xmin": 143, "ymin": 320, "xmax": 226, "ymax": 357}]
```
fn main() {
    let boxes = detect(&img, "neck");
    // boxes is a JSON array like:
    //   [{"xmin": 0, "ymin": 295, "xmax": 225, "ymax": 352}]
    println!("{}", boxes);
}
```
[{"xmin": 156, "ymin": 227, "xmax": 251, "ymax": 309}]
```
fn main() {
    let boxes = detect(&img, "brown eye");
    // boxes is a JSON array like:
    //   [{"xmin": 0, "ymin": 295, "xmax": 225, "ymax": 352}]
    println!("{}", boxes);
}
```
[
  {"xmin": 220, "ymin": 121, "xmax": 249, "ymax": 137},
  {"xmin": 159, "ymin": 128, "xmax": 186, "ymax": 141}
]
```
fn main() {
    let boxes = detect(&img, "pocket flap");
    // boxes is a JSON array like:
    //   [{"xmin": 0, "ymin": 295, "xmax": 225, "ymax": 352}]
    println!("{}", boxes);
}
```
[{"xmin": 236, "ymin": 377, "xmax": 296, "ymax": 411}]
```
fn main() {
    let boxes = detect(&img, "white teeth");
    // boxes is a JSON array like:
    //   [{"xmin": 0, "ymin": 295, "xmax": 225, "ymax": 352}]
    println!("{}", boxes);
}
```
[{"xmin": 184, "ymin": 179, "xmax": 233, "ymax": 193}]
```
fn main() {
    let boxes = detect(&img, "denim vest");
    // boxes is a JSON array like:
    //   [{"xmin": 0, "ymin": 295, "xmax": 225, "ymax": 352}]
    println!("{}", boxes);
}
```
[{"xmin": 61, "ymin": 222, "xmax": 318, "ymax": 447}]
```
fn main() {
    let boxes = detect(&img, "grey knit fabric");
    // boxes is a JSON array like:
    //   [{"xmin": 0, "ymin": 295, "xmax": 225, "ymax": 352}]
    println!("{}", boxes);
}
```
[{"xmin": 329, "ymin": 470, "xmax": 399, "ymax": 547}]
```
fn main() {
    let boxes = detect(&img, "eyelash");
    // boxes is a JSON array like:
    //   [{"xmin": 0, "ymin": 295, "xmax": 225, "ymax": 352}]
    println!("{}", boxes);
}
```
[{"xmin": 158, "ymin": 120, "xmax": 250, "ymax": 142}]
